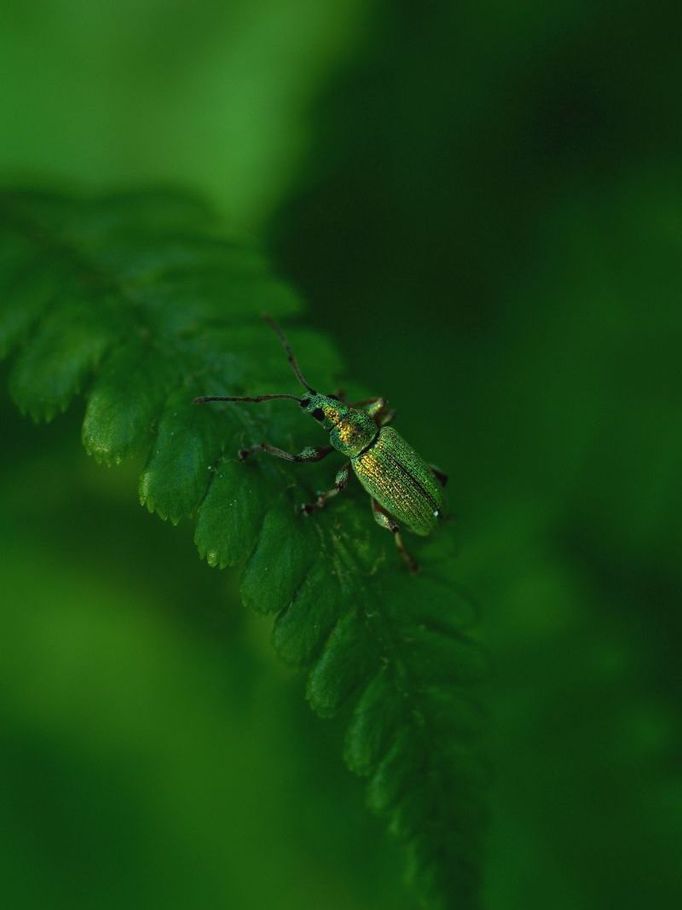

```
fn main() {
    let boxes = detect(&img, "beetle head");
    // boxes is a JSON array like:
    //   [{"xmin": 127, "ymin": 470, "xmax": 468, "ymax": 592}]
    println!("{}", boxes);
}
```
[
  {"xmin": 300, "ymin": 394, "xmax": 377, "ymax": 455},
  {"xmin": 299, "ymin": 393, "xmax": 344, "ymax": 428}
]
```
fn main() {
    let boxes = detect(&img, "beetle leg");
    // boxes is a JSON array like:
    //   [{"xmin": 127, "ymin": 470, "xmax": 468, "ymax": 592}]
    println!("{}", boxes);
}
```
[
  {"xmin": 351, "ymin": 397, "xmax": 396, "ymax": 427},
  {"xmin": 300, "ymin": 462, "xmax": 351, "ymax": 515},
  {"xmin": 238, "ymin": 442, "xmax": 333, "ymax": 463},
  {"xmin": 430, "ymin": 464, "xmax": 448, "ymax": 487},
  {"xmin": 348, "ymin": 396, "xmax": 379, "ymax": 408},
  {"xmin": 377, "ymin": 407, "xmax": 396, "ymax": 427},
  {"xmin": 370, "ymin": 499, "xmax": 419, "ymax": 574}
]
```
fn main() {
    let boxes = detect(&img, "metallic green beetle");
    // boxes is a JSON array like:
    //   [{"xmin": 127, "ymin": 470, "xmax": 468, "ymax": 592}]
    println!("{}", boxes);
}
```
[{"xmin": 194, "ymin": 317, "xmax": 447, "ymax": 572}]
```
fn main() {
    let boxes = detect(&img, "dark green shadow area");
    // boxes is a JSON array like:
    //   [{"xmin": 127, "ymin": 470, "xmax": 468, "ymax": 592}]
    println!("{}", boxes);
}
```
[{"xmin": 269, "ymin": 2, "xmax": 682, "ymax": 907}]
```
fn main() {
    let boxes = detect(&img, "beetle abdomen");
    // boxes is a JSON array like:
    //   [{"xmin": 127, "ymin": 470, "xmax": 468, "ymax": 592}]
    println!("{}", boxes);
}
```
[{"xmin": 351, "ymin": 427, "xmax": 443, "ymax": 536}]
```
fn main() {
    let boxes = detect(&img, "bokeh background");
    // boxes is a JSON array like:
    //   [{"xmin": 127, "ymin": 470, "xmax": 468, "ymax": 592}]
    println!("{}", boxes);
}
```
[{"xmin": 1, "ymin": 2, "xmax": 681, "ymax": 908}]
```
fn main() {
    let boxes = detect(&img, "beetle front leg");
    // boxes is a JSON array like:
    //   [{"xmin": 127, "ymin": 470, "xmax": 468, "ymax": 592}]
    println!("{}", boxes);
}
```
[
  {"xmin": 300, "ymin": 462, "xmax": 351, "ymax": 515},
  {"xmin": 351, "ymin": 397, "xmax": 396, "ymax": 427},
  {"xmin": 370, "ymin": 498, "xmax": 419, "ymax": 574},
  {"xmin": 377, "ymin": 407, "xmax": 396, "ymax": 427},
  {"xmin": 238, "ymin": 442, "xmax": 333, "ymax": 463}
]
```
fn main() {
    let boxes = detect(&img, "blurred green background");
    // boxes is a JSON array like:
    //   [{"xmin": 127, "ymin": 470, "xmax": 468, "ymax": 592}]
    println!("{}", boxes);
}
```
[{"xmin": 1, "ymin": 1, "xmax": 681, "ymax": 908}]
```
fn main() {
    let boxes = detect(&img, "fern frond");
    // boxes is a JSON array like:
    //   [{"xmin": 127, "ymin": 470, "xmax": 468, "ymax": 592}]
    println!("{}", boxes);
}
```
[{"xmin": 0, "ymin": 187, "xmax": 486, "ymax": 910}]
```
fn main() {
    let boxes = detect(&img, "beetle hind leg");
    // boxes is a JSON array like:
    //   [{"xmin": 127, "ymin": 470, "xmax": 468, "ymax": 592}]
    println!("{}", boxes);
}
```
[
  {"xmin": 430, "ymin": 464, "xmax": 448, "ymax": 487},
  {"xmin": 370, "ymin": 499, "xmax": 419, "ymax": 574}
]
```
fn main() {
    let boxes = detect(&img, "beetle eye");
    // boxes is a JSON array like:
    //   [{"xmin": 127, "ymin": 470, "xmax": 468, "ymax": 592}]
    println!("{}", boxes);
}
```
[
  {"xmin": 300, "ymin": 398, "xmax": 310, "ymax": 408},
  {"xmin": 312, "ymin": 407, "xmax": 325, "ymax": 421}
]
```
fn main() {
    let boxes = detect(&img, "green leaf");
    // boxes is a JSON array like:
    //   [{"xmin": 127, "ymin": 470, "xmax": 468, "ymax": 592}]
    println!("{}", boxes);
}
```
[
  {"xmin": 139, "ymin": 385, "xmax": 225, "ymax": 524},
  {"xmin": 0, "ymin": 256, "xmax": 60, "ymax": 358},
  {"xmin": 271, "ymin": 558, "xmax": 342, "ymax": 665},
  {"xmin": 82, "ymin": 340, "xmax": 179, "ymax": 465},
  {"xmin": 241, "ymin": 503, "xmax": 318, "ymax": 614},
  {"xmin": 344, "ymin": 668, "xmax": 401, "ymax": 775},
  {"xmin": 194, "ymin": 459, "xmax": 272, "ymax": 569},
  {"xmin": 0, "ymin": 186, "xmax": 486, "ymax": 910},
  {"xmin": 306, "ymin": 609, "xmax": 376, "ymax": 717},
  {"xmin": 9, "ymin": 291, "xmax": 118, "ymax": 421}
]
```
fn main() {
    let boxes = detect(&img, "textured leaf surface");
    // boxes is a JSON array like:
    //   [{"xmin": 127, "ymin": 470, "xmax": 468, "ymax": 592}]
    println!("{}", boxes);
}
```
[{"xmin": 0, "ymin": 187, "xmax": 486, "ymax": 910}]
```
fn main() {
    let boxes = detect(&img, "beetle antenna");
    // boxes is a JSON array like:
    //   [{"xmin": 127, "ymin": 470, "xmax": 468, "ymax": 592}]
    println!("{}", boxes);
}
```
[
  {"xmin": 194, "ymin": 393, "xmax": 301, "ymax": 405},
  {"xmin": 263, "ymin": 314, "xmax": 317, "ymax": 394}
]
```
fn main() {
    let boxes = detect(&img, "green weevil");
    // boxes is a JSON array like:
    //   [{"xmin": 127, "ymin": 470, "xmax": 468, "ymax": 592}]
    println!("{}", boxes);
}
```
[{"xmin": 194, "ymin": 317, "xmax": 447, "ymax": 572}]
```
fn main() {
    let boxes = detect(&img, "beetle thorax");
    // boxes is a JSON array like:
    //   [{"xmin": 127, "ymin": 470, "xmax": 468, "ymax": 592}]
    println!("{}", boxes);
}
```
[
  {"xmin": 329, "ymin": 408, "xmax": 377, "ymax": 456},
  {"xmin": 301, "ymin": 395, "xmax": 377, "ymax": 457}
]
